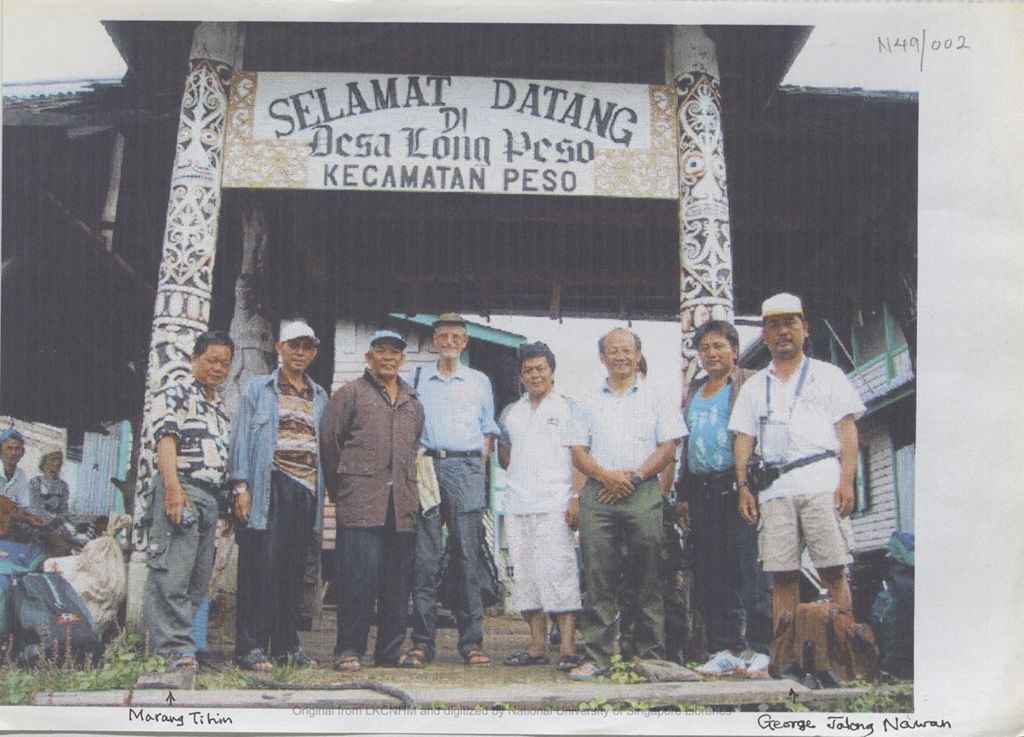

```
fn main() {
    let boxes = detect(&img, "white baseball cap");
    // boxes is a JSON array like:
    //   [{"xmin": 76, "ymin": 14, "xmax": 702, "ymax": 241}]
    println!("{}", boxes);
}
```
[
  {"xmin": 761, "ymin": 293, "xmax": 804, "ymax": 318},
  {"xmin": 279, "ymin": 321, "xmax": 319, "ymax": 344}
]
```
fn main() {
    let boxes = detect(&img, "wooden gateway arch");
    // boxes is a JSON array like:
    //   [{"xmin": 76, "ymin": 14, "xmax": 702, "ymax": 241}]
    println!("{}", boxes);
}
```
[{"xmin": 1, "ymin": 21, "xmax": 916, "ymax": 623}]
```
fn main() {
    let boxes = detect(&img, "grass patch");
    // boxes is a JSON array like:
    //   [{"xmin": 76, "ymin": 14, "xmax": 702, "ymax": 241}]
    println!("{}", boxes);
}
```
[{"xmin": 0, "ymin": 629, "xmax": 165, "ymax": 704}]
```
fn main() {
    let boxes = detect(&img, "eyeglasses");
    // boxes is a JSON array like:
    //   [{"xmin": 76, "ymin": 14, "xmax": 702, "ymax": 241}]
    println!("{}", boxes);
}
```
[{"xmin": 198, "ymin": 355, "xmax": 231, "ymax": 370}]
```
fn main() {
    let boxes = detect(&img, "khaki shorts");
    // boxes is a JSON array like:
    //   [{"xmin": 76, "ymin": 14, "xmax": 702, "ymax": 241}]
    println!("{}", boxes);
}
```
[{"xmin": 757, "ymin": 492, "xmax": 854, "ymax": 572}]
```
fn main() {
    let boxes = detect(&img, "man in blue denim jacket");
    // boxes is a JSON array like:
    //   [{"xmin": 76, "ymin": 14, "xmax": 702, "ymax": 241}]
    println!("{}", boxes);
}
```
[{"xmin": 228, "ymin": 321, "xmax": 328, "ymax": 670}]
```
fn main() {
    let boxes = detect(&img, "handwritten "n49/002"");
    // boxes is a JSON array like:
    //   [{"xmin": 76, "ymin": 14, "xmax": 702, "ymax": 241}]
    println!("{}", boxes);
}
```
[{"xmin": 878, "ymin": 31, "xmax": 969, "ymax": 71}]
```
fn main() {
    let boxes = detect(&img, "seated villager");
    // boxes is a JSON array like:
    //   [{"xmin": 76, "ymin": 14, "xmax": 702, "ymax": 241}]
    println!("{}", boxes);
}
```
[
  {"xmin": 497, "ymin": 342, "xmax": 582, "ymax": 672},
  {"xmin": 1, "ymin": 428, "xmax": 30, "ymax": 508},
  {"xmin": 27, "ymin": 445, "xmax": 70, "ymax": 517}
]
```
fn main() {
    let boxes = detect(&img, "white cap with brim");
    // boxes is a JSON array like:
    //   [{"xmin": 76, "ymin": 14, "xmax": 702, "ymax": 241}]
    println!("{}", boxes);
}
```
[
  {"xmin": 761, "ymin": 293, "xmax": 804, "ymax": 318},
  {"xmin": 279, "ymin": 321, "xmax": 320, "ymax": 344}
]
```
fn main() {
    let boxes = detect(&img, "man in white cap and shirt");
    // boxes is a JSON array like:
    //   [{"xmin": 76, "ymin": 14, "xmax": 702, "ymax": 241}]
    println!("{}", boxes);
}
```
[
  {"xmin": 729, "ymin": 293, "xmax": 865, "ymax": 677},
  {"xmin": 229, "ymin": 320, "xmax": 328, "ymax": 670}
]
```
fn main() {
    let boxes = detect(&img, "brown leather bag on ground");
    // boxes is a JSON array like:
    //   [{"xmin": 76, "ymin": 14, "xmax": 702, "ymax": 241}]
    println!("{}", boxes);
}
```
[
  {"xmin": 771, "ymin": 601, "xmax": 880, "ymax": 685},
  {"xmin": 792, "ymin": 601, "xmax": 880, "ymax": 683}
]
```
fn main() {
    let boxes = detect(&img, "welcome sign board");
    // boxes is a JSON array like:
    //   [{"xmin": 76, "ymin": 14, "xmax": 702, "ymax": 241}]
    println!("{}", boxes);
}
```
[{"xmin": 222, "ymin": 72, "xmax": 678, "ymax": 198}]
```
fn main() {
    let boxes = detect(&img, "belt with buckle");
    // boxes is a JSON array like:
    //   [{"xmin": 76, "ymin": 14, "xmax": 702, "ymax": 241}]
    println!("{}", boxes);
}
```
[
  {"xmin": 689, "ymin": 469, "xmax": 735, "ymax": 498},
  {"xmin": 424, "ymin": 449, "xmax": 481, "ymax": 459}
]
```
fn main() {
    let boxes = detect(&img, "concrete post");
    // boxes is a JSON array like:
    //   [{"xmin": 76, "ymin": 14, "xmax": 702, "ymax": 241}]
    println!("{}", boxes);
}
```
[
  {"xmin": 127, "ymin": 23, "xmax": 244, "ymax": 628},
  {"xmin": 667, "ymin": 27, "xmax": 736, "ymax": 387}
]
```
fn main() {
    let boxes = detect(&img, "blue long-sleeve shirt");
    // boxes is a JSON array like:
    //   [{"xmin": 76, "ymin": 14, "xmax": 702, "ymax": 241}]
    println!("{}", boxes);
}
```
[
  {"xmin": 228, "ymin": 369, "xmax": 329, "ymax": 532},
  {"xmin": 415, "ymin": 362, "xmax": 499, "ymax": 452}
]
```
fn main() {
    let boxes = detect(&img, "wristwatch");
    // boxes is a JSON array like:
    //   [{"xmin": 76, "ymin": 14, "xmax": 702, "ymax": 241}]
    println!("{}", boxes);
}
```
[
  {"xmin": 734, "ymin": 480, "xmax": 751, "ymax": 492},
  {"xmin": 629, "ymin": 472, "xmax": 644, "ymax": 486}
]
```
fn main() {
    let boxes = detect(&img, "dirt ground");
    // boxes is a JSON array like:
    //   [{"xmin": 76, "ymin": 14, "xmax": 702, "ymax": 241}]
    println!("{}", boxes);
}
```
[{"xmin": 203, "ymin": 606, "xmax": 590, "ymax": 687}]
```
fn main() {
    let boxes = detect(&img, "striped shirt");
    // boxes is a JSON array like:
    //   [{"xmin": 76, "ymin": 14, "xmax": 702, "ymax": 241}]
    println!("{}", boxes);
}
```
[{"xmin": 273, "ymin": 378, "xmax": 318, "ymax": 493}]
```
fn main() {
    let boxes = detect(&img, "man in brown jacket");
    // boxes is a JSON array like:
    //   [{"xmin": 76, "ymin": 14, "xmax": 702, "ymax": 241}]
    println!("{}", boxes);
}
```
[
  {"xmin": 676, "ymin": 320, "xmax": 769, "ymax": 676},
  {"xmin": 321, "ymin": 330, "xmax": 425, "ymax": 671}
]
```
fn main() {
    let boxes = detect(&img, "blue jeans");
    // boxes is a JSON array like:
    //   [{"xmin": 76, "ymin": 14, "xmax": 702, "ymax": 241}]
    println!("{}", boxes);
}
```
[{"xmin": 410, "ymin": 457, "xmax": 486, "ymax": 659}]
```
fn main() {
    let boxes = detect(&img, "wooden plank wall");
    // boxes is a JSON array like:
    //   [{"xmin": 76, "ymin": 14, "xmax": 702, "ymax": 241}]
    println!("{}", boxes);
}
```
[{"xmin": 850, "ymin": 423, "xmax": 899, "ymax": 553}]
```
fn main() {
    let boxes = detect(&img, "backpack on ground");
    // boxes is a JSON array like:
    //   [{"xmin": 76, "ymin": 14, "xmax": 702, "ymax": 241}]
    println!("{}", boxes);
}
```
[
  {"xmin": 773, "ymin": 599, "xmax": 879, "ymax": 687},
  {"xmin": 10, "ymin": 571, "xmax": 103, "ymax": 665},
  {"xmin": 0, "ymin": 540, "xmax": 46, "ymax": 576},
  {"xmin": 0, "ymin": 540, "xmax": 46, "ymax": 646},
  {"xmin": 871, "ymin": 531, "xmax": 914, "ymax": 678}
]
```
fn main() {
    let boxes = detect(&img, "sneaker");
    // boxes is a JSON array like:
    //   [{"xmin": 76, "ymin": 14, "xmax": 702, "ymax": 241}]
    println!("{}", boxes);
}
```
[
  {"xmin": 745, "ymin": 653, "xmax": 771, "ymax": 679},
  {"xmin": 696, "ymin": 650, "xmax": 747, "ymax": 676}
]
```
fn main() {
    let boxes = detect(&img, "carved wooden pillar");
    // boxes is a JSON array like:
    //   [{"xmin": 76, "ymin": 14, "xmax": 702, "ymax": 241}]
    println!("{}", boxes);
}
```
[
  {"xmin": 223, "ymin": 195, "xmax": 276, "ymax": 417},
  {"xmin": 667, "ymin": 27, "xmax": 735, "ymax": 385},
  {"xmin": 128, "ymin": 24, "xmax": 245, "ymax": 619}
]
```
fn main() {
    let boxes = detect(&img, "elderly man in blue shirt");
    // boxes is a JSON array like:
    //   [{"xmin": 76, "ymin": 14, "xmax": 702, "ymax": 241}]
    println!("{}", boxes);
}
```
[
  {"xmin": 567, "ymin": 327, "xmax": 686, "ymax": 680},
  {"xmin": 409, "ymin": 313, "xmax": 500, "ymax": 667}
]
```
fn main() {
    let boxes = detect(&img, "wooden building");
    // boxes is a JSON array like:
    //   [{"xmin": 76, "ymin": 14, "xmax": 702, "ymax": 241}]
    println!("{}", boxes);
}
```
[{"xmin": 2, "ymin": 21, "xmax": 916, "ymax": 619}]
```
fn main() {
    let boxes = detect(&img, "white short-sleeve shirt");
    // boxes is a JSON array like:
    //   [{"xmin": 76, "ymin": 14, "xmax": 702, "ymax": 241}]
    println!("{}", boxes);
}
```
[
  {"xmin": 498, "ymin": 392, "xmax": 575, "ymax": 515},
  {"xmin": 729, "ymin": 356, "xmax": 866, "ymax": 501},
  {"xmin": 568, "ymin": 377, "xmax": 686, "ymax": 472}
]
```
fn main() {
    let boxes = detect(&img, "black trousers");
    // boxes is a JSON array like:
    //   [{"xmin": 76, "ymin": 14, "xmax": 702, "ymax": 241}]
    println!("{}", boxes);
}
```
[
  {"xmin": 334, "ymin": 494, "xmax": 415, "ymax": 664},
  {"xmin": 689, "ymin": 472, "xmax": 770, "ymax": 654},
  {"xmin": 235, "ymin": 471, "xmax": 315, "ymax": 658}
]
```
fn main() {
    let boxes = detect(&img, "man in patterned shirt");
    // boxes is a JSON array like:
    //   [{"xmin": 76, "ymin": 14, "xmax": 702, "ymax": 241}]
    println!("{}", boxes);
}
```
[
  {"xmin": 229, "ymin": 321, "xmax": 328, "ymax": 670},
  {"xmin": 144, "ymin": 330, "xmax": 234, "ymax": 670}
]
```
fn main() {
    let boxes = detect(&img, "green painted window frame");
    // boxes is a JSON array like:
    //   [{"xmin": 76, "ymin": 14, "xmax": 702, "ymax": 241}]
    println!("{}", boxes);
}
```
[{"xmin": 839, "ymin": 304, "xmax": 911, "ymax": 383}]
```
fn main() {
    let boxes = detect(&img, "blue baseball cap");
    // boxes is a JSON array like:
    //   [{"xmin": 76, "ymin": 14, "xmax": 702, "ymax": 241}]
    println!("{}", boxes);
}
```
[
  {"xmin": 370, "ymin": 330, "xmax": 407, "ymax": 350},
  {"xmin": 0, "ymin": 428, "xmax": 25, "ymax": 444}
]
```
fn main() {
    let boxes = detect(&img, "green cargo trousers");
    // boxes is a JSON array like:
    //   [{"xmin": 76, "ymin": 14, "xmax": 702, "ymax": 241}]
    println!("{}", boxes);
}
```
[
  {"xmin": 578, "ymin": 477, "xmax": 665, "ymax": 669},
  {"xmin": 143, "ymin": 476, "xmax": 219, "ymax": 656}
]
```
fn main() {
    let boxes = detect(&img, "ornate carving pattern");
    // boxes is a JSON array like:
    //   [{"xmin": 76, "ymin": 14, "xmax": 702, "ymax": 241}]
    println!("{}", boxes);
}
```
[
  {"xmin": 675, "ymin": 71, "xmax": 735, "ymax": 379},
  {"xmin": 223, "ymin": 72, "xmax": 309, "ymax": 188},
  {"xmin": 593, "ymin": 85, "xmax": 677, "ymax": 199},
  {"xmin": 133, "ymin": 57, "xmax": 234, "ymax": 549}
]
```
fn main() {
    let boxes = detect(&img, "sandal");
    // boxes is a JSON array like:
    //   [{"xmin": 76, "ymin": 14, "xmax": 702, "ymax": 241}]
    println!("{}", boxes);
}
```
[
  {"xmin": 380, "ymin": 652, "xmax": 425, "ymax": 669},
  {"xmin": 555, "ymin": 653, "xmax": 583, "ymax": 672},
  {"xmin": 237, "ymin": 648, "xmax": 273, "ymax": 672},
  {"xmin": 462, "ymin": 649, "xmax": 492, "ymax": 667},
  {"xmin": 333, "ymin": 654, "xmax": 362, "ymax": 672},
  {"xmin": 503, "ymin": 650, "xmax": 550, "ymax": 666},
  {"xmin": 407, "ymin": 645, "xmax": 431, "ymax": 663}
]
